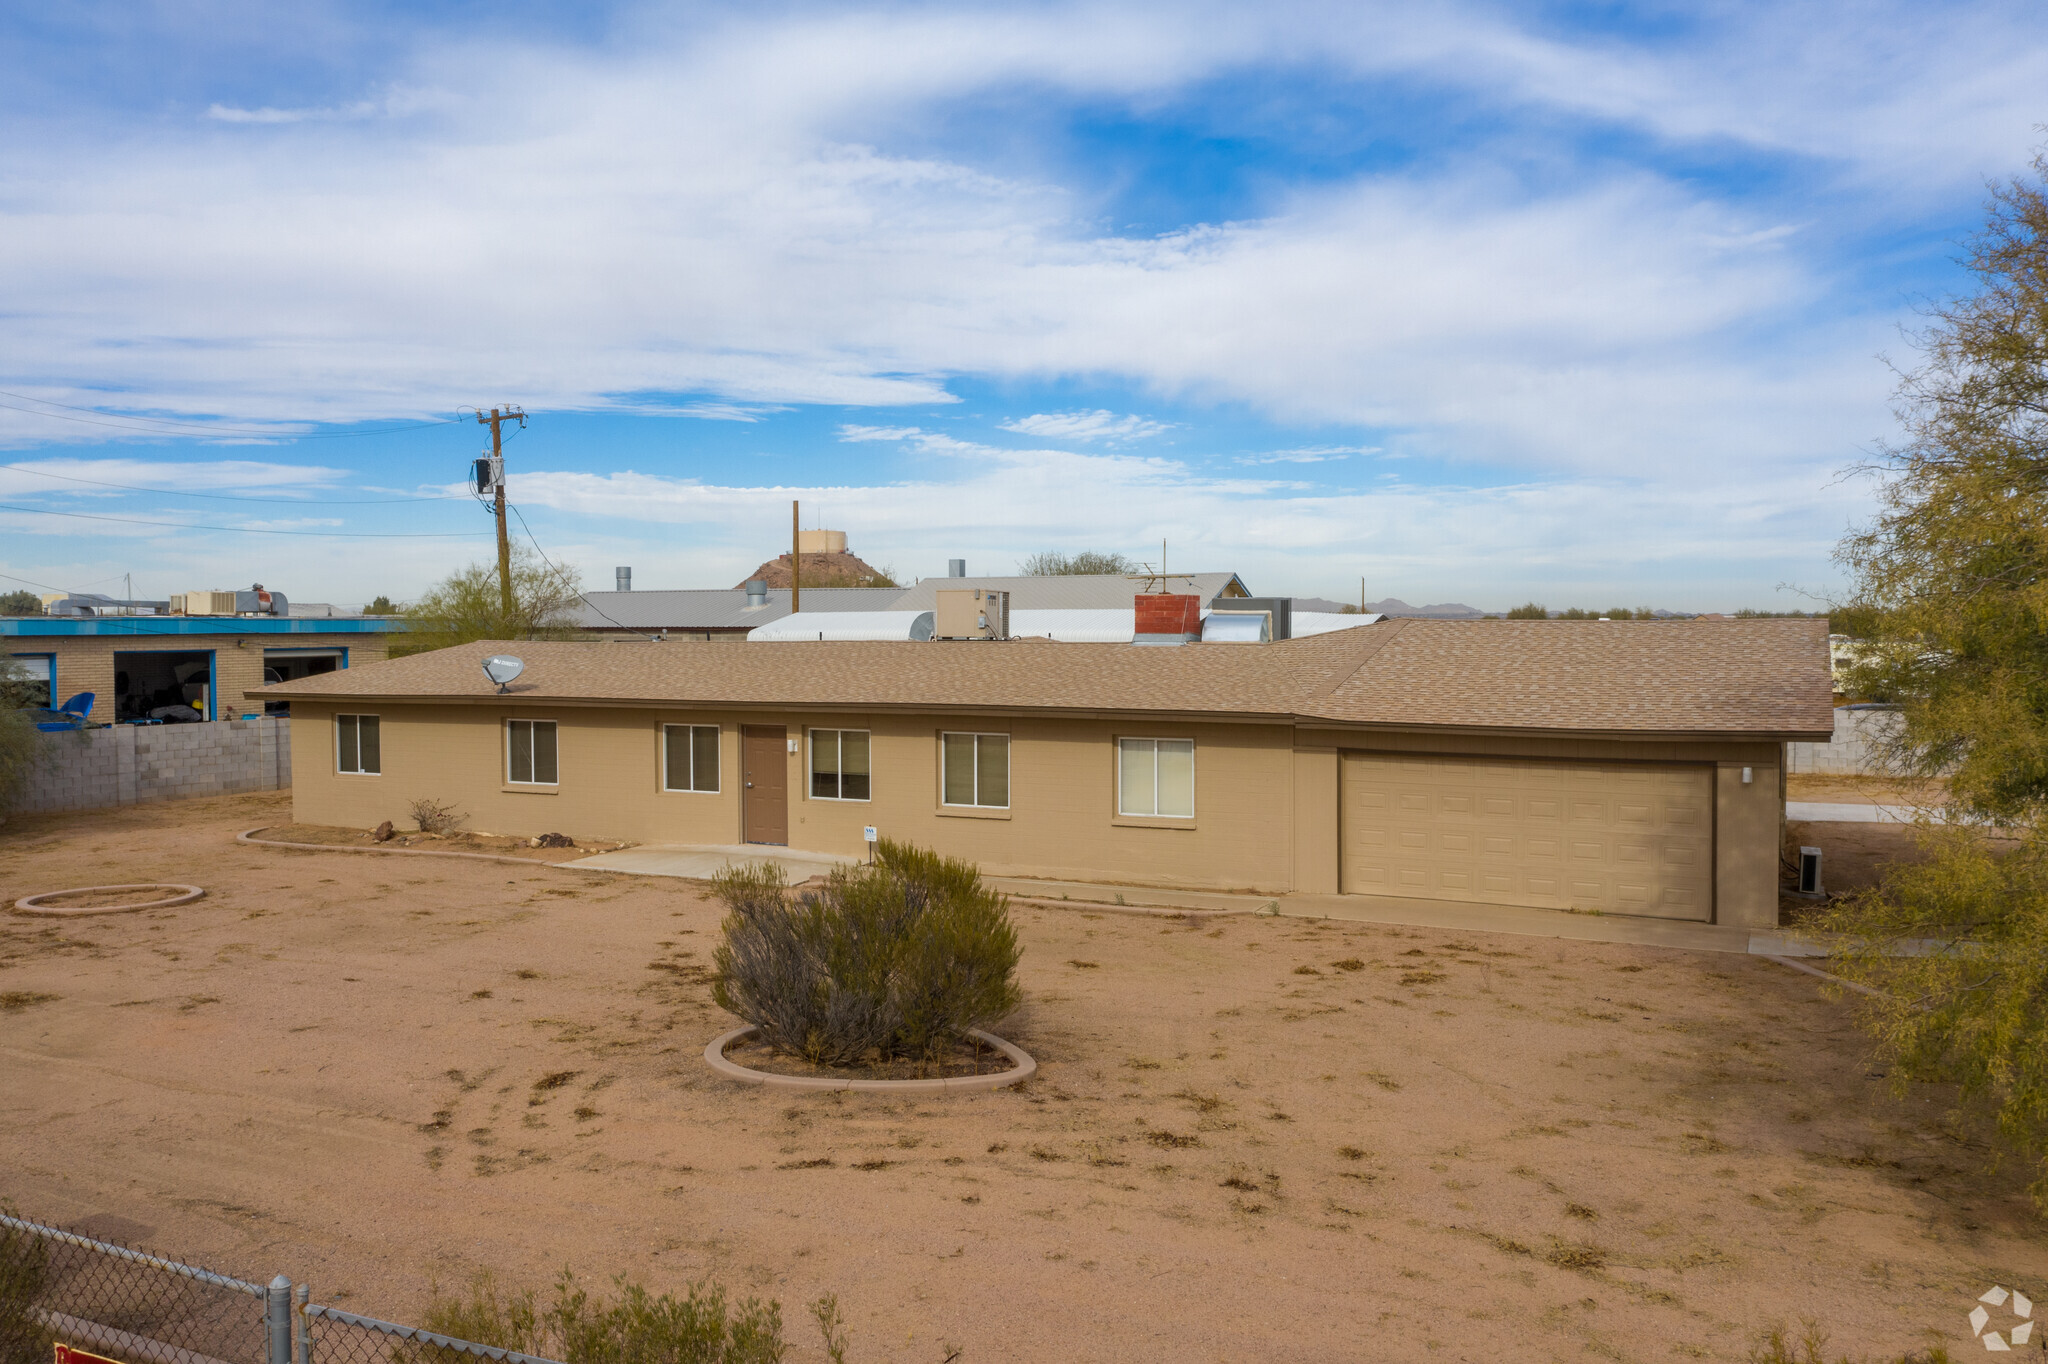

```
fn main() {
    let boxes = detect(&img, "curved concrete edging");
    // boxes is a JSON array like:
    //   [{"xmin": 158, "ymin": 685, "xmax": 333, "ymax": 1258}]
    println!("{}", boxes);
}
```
[
  {"xmin": 15, "ymin": 884, "xmax": 205, "ymax": 916},
  {"xmin": 705, "ymin": 1025, "xmax": 1036, "ymax": 1093},
  {"xmin": 237, "ymin": 828, "xmax": 612, "ymax": 872}
]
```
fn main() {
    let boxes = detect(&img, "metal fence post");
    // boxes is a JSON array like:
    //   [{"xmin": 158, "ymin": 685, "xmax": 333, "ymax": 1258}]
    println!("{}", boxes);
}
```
[
  {"xmin": 294, "ymin": 1283, "xmax": 311, "ymax": 1364},
  {"xmin": 267, "ymin": 1275, "xmax": 293, "ymax": 1364}
]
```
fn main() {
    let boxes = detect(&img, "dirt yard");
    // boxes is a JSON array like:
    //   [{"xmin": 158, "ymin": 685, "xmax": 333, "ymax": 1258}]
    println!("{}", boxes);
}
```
[{"xmin": 4, "ymin": 793, "xmax": 2045, "ymax": 1362}]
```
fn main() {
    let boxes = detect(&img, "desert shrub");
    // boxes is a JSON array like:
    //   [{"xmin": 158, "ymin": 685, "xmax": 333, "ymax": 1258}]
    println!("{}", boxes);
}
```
[
  {"xmin": 412, "ymin": 1272, "xmax": 787, "ymax": 1364},
  {"xmin": 0, "ymin": 659, "xmax": 55, "ymax": 819},
  {"xmin": 0, "ymin": 1211, "xmax": 53, "ymax": 1364},
  {"xmin": 712, "ymin": 839, "xmax": 1023, "ymax": 1066},
  {"xmin": 413, "ymin": 1273, "xmax": 545, "ymax": 1361},
  {"xmin": 409, "ymin": 797, "xmax": 464, "ymax": 834},
  {"xmin": 551, "ymin": 1274, "xmax": 784, "ymax": 1364}
]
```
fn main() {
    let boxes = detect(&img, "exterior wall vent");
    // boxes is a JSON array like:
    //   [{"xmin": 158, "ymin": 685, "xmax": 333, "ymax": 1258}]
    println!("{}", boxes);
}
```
[{"xmin": 1133, "ymin": 593, "xmax": 1202, "ymax": 646}]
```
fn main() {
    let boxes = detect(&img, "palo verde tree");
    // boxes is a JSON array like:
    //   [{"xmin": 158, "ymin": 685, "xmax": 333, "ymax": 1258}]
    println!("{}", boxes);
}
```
[
  {"xmin": 395, "ymin": 544, "xmax": 584, "ymax": 657},
  {"xmin": 1820, "ymin": 148, "xmax": 2048, "ymax": 1207}
]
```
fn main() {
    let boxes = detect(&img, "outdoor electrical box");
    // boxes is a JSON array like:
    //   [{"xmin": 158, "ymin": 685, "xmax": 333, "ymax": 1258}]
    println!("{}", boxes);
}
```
[
  {"xmin": 472, "ymin": 456, "xmax": 504, "ymax": 494},
  {"xmin": 934, "ymin": 588, "xmax": 1009, "ymax": 640},
  {"xmin": 1797, "ymin": 846, "xmax": 1824, "ymax": 897}
]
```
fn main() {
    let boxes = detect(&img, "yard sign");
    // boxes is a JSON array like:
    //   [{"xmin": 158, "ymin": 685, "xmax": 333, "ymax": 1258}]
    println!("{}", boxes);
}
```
[{"xmin": 55, "ymin": 1346, "xmax": 121, "ymax": 1364}]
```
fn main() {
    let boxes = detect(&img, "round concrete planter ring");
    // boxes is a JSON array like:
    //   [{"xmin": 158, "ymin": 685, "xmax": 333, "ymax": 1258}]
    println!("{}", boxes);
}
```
[
  {"xmin": 15, "ymin": 884, "xmax": 206, "ymax": 917},
  {"xmin": 705, "ymin": 1025, "xmax": 1036, "ymax": 1093}
]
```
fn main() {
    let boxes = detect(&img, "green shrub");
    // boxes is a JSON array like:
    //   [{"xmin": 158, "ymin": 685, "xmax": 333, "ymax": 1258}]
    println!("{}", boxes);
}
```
[
  {"xmin": 552, "ymin": 1274, "xmax": 783, "ymax": 1364},
  {"xmin": 413, "ymin": 1272, "xmax": 786, "ymax": 1364},
  {"xmin": 413, "ymin": 1273, "xmax": 545, "ymax": 1361},
  {"xmin": 712, "ymin": 838, "xmax": 1023, "ymax": 1066}
]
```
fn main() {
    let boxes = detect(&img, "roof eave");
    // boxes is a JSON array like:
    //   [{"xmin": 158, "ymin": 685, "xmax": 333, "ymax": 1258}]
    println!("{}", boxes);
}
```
[{"xmin": 243, "ymin": 689, "xmax": 1832, "ymax": 740}]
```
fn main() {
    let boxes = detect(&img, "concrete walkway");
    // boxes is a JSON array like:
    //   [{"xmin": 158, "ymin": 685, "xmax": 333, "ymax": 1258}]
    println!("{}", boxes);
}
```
[
  {"xmin": 561, "ymin": 846, "xmax": 1826, "ymax": 959},
  {"xmin": 1788, "ymin": 799, "xmax": 1938, "ymax": 824},
  {"xmin": 566, "ymin": 843, "xmax": 857, "ymax": 881}
]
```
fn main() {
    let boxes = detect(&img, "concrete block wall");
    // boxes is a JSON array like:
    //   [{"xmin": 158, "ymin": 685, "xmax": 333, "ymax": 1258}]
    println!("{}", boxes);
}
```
[
  {"xmin": 1786, "ymin": 708, "xmax": 1897, "ymax": 776},
  {"xmin": 17, "ymin": 718, "xmax": 291, "ymax": 814}
]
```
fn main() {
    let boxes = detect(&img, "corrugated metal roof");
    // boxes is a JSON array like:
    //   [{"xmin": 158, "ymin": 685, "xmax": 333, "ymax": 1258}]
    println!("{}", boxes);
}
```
[
  {"xmin": 889, "ymin": 572, "xmax": 1247, "ymax": 611},
  {"xmin": 1009, "ymin": 609, "xmax": 1137, "ymax": 642},
  {"xmin": 748, "ymin": 611, "xmax": 935, "ymax": 642},
  {"xmin": 258, "ymin": 618, "xmax": 1837, "ymax": 738},
  {"xmin": 568, "ymin": 587, "xmax": 905, "ymax": 631},
  {"xmin": 1293, "ymin": 611, "xmax": 1382, "ymax": 637}
]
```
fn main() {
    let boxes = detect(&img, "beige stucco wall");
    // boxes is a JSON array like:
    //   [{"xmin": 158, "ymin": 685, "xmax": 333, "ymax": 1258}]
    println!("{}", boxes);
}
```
[
  {"xmin": 10, "ymin": 632, "xmax": 388, "ymax": 721},
  {"xmin": 285, "ymin": 701, "xmax": 1790, "ymax": 916},
  {"xmin": 1714, "ymin": 759, "xmax": 1782, "ymax": 929},
  {"xmin": 288, "ymin": 702, "xmax": 1303, "ymax": 894}
]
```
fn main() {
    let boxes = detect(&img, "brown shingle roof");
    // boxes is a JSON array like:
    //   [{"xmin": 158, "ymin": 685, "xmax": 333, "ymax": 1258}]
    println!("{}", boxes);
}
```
[{"xmin": 253, "ymin": 618, "xmax": 1835, "ymax": 738}]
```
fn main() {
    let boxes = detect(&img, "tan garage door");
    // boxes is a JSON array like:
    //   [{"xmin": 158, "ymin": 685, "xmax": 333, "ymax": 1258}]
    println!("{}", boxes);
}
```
[{"xmin": 1340, "ymin": 753, "xmax": 1713, "ymax": 921}]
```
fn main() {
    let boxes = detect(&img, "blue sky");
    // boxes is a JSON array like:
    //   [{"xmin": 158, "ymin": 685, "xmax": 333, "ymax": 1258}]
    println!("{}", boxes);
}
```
[{"xmin": 2, "ymin": 1, "xmax": 2045, "ymax": 611}]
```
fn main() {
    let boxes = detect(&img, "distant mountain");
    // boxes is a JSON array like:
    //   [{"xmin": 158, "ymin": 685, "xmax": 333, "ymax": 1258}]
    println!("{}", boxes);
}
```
[{"xmin": 1363, "ymin": 597, "xmax": 1485, "ymax": 619}]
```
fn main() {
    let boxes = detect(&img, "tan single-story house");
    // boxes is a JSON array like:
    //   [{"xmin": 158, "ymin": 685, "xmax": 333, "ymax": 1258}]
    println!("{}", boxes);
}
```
[{"xmin": 252, "ymin": 618, "xmax": 1833, "ymax": 930}]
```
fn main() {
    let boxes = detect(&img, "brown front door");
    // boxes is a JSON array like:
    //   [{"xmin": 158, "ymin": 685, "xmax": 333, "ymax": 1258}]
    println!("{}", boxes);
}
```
[{"xmin": 741, "ymin": 726, "xmax": 789, "ymax": 845}]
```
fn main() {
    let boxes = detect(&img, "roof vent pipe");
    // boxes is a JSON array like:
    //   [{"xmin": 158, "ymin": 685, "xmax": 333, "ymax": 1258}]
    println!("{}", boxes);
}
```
[
  {"xmin": 616, "ymin": 567, "xmax": 632, "ymax": 592},
  {"xmin": 948, "ymin": 559, "xmax": 966, "ymax": 578},
  {"xmin": 745, "ymin": 579, "xmax": 767, "ymax": 608}
]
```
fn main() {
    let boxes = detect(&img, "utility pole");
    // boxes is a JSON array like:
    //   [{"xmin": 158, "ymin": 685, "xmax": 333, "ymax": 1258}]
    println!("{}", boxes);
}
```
[
  {"xmin": 790, "ymin": 499, "xmax": 801, "ymax": 615},
  {"xmin": 476, "ymin": 406, "xmax": 525, "ymax": 618}
]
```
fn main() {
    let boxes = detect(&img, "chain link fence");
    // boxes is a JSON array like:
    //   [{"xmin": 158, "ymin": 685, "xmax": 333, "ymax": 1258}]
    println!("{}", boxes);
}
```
[{"xmin": 0, "ymin": 1215, "xmax": 562, "ymax": 1364}]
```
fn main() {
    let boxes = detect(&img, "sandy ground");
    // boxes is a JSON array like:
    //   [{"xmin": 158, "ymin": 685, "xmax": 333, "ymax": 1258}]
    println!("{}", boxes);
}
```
[
  {"xmin": 3, "ymin": 793, "xmax": 2046, "ymax": 1363},
  {"xmin": 1785, "ymin": 774, "xmax": 1949, "ymax": 806},
  {"xmin": 253, "ymin": 823, "xmax": 629, "ymax": 864}
]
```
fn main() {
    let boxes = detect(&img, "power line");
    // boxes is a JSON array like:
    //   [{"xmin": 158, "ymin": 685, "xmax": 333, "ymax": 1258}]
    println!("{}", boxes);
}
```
[
  {"xmin": 0, "ymin": 389, "xmax": 464, "ymax": 439},
  {"xmin": 0, "ymin": 502, "xmax": 490, "ymax": 538},
  {"xmin": 509, "ymin": 502, "xmax": 658, "ymax": 642},
  {"xmin": 0, "ymin": 461, "xmax": 467, "ymax": 504}
]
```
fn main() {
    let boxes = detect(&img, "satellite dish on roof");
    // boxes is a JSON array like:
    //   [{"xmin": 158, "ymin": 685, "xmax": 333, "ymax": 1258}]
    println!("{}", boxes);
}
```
[{"xmin": 481, "ymin": 654, "xmax": 525, "ymax": 692}]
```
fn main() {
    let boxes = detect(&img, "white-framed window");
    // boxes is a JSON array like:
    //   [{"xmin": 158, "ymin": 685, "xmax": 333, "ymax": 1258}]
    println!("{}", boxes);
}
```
[
  {"xmin": 810, "ymin": 729, "xmax": 871, "ymax": 801},
  {"xmin": 663, "ymin": 724, "xmax": 720, "ymax": 793},
  {"xmin": 941, "ymin": 731, "xmax": 1009, "ymax": 808},
  {"xmin": 1118, "ymin": 737, "xmax": 1194, "ymax": 818},
  {"xmin": 8, "ymin": 653, "xmax": 55, "ymax": 709},
  {"xmin": 336, "ymin": 714, "xmax": 381, "ymax": 775},
  {"xmin": 507, "ymin": 719, "xmax": 558, "ymax": 785}
]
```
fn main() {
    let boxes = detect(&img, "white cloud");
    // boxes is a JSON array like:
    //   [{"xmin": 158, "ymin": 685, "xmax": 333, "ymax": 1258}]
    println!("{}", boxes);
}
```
[
  {"xmin": 490, "ymin": 438, "xmax": 1865, "ymax": 610},
  {"xmin": 0, "ymin": 0, "xmax": 2000, "ymax": 477},
  {"xmin": 0, "ymin": 457, "xmax": 350, "ymax": 497},
  {"xmin": 205, "ymin": 102, "xmax": 380, "ymax": 125},
  {"xmin": 1000, "ymin": 411, "xmax": 1171, "ymax": 442},
  {"xmin": 838, "ymin": 425, "xmax": 923, "ymax": 442},
  {"xmin": 1235, "ymin": 446, "xmax": 1372, "ymax": 465},
  {"xmin": 666, "ymin": 402, "xmax": 783, "ymax": 422}
]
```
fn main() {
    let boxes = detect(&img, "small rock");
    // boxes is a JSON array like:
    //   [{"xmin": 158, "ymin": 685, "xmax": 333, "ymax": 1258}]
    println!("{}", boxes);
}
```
[{"xmin": 372, "ymin": 820, "xmax": 394, "ymax": 842}]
